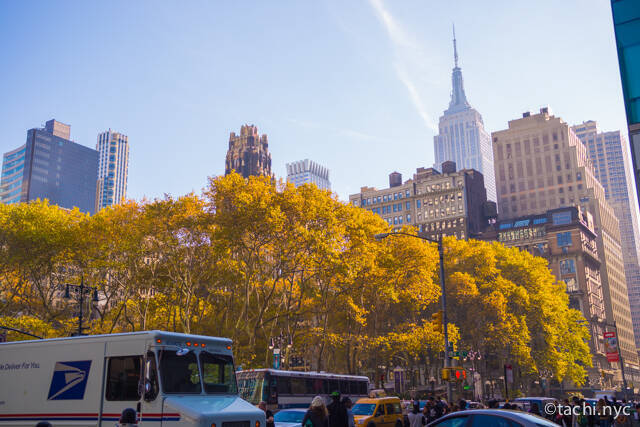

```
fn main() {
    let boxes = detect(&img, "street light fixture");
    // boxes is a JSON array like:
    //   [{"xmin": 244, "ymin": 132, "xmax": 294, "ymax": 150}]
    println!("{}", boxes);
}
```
[
  {"xmin": 374, "ymin": 231, "xmax": 452, "ymax": 403},
  {"xmin": 63, "ymin": 276, "xmax": 99, "ymax": 337}
]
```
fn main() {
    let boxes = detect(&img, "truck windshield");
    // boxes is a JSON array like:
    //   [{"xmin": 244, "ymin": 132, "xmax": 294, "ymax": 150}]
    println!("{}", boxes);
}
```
[
  {"xmin": 159, "ymin": 350, "xmax": 201, "ymax": 394},
  {"xmin": 200, "ymin": 352, "xmax": 238, "ymax": 394}
]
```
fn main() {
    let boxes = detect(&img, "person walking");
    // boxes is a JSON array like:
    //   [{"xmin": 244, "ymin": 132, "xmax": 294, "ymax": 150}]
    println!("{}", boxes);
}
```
[
  {"xmin": 342, "ymin": 396, "xmax": 355, "ymax": 427},
  {"xmin": 327, "ymin": 391, "xmax": 349, "ymax": 427},
  {"xmin": 258, "ymin": 402, "xmax": 275, "ymax": 427},
  {"xmin": 303, "ymin": 396, "xmax": 330, "ymax": 427},
  {"xmin": 407, "ymin": 402, "xmax": 425, "ymax": 427}
]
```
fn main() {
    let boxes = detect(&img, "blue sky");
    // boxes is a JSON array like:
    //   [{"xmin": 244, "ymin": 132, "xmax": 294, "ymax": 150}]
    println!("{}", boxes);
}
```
[{"xmin": 0, "ymin": 0, "xmax": 627, "ymax": 201}]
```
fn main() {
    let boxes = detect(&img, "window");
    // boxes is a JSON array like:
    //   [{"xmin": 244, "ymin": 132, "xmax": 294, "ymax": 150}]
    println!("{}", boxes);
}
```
[
  {"xmin": 557, "ymin": 232, "xmax": 572, "ymax": 247},
  {"xmin": 106, "ymin": 356, "xmax": 142, "ymax": 401},
  {"xmin": 200, "ymin": 352, "xmax": 237, "ymax": 394},
  {"xmin": 417, "ymin": 200, "xmax": 421, "ymax": 209},
  {"xmin": 552, "ymin": 211, "xmax": 572, "ymax": 225},
  {"xmin": 560, "ymin": 259, "xmax": 576, "ymax": 275},
  {"xmin": 470, "ymin": 414, "xmax": 521, "ymax": 427},
  {"xmin": 431, "ymin": 416, "xmax": 469, "ymax": 426},
  {"xmin": 406, "ymin": 201, "xmax": 410, "ymax": 210},
  {"xmin": 159, "ymin": 350, "xmax": 201, "ymax": 394}
]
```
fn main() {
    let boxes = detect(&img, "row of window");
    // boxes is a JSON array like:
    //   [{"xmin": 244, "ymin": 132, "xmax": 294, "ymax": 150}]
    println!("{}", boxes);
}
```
[
  {"xmin": 359, "ymin": 190, "xmax": 412, "ymax": 206},
  {"xmin": 385, "ymin": 214, "xmax": 411, "ymax": 225}
]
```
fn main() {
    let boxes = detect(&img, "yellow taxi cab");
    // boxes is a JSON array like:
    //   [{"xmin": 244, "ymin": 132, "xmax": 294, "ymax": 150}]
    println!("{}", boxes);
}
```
[{"xmin": 351, "ymin": 397, "xmax": 404, "ymax": 427}]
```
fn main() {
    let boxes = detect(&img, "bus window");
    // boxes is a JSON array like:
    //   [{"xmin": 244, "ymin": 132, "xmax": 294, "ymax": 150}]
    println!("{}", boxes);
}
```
[
  {"xmin": 340, "ymin": 380, "xmax": 349, "ymax": 394},
  {"xmin": 291, "ymin": 377, "xmax": 306, "ymax": 395},
  {"xmin": 106, "ymin": 356, "xmax": 142, "ymax": 401},
  {"xmin": 328, "ymin": 380, "xmax": 339, "ymax": 393},
  {"xmin": 277, "ymin": 376, "xmax": 291, "ymax": 394},
  {"xmin": 361, "ymin": 381, "xmax": 368, "ymax": 395},
  {"xmin": 312, "ymin": 378, "xmax": 324, "ymax": 394}
]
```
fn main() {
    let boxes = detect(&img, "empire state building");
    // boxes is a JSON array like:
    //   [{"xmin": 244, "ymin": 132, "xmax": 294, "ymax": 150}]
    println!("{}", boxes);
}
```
[{"xmin": 433, "ymin": 28, "xmax": 496, "ymax": 202}]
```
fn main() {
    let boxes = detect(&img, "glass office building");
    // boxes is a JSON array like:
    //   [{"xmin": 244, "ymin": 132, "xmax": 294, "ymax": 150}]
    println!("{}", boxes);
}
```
[
  {"xmin": 611, "ymin": 0, "xmax": 640, "ymax": 209},
  {"xmin": 286, "ymin": 159, "xmax": 331, "ymax": 190},
  {"xmin": 0, "ymin": 119, "xmax": 98, "ymax": 214}
]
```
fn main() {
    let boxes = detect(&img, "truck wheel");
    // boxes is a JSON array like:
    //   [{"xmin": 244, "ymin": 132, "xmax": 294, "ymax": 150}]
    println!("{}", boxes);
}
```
[
  {"xmin": 396, "ymin": 420, "xmax": 403, "ymax": 427},
  {"xmin": 368, "ymin": 423, "xmax": 376, "ymax": 427}
]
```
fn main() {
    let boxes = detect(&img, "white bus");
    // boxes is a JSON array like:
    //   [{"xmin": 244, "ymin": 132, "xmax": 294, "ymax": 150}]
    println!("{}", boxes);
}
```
[
  {"xmin": 0, "ymin": 330, "xmax": 265, "ymax": 427},
  {"xmin": 236, "ymin": 369, "xmax": 370, "ymax": 410}
]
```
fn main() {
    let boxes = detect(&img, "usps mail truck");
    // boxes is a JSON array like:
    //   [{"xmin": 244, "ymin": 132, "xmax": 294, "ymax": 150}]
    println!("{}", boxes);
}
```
[{"xmin": 0, "ymin": 330, "xmax": 265, "ymax": 427}]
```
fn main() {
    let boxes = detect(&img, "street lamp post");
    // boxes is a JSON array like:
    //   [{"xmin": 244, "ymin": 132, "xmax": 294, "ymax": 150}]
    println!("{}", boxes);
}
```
[
  {"xmin": 374, "ymin": 231, "xmax": 452, "ymax": 403},
  {"xmin": 604, "ymin": 320, "xmax": 629, "ymax": 399},
  {"xmin": 63, "ymin": 276, "xmax": 99, "ymax": 336},
  {"xmin": 268, "ymin": 333, "xmax": 292, "ymax": 370}
]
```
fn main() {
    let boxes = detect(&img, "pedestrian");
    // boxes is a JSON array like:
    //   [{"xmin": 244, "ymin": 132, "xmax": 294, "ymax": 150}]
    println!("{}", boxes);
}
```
[
  {"xmin": 342, "ymin": 396, "xmax": 355, "ymax": 427},
  {"xmin": 458, "ymin": 399, "xmax": 467, "ymax": 411},
  {"xmin": 407, "ymin": 401, "xmax": 426, "ymax": 427},
  {"xmin": 303, "ymin": 396, "xmax": 329, "ymax": 427},
  {"xmin": 327, "ymin": 391, "xmax": 349, "ymax": 427},
  {"xmin": 258, "ymin": 402, "xmax": 275, "ymax": 427},
  {"xmin": 116, "ymin": 408, "xmax": 138, "ymax": 427},
  {"xmin": 424, "ymin": 399, "xmax": 436, "ymax": 423}
]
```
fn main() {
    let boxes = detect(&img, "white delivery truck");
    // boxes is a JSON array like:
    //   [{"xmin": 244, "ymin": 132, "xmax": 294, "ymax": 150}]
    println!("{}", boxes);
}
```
[{"xmin": 0, "ymin": 330, "xmax": 266, "ymax": 427}]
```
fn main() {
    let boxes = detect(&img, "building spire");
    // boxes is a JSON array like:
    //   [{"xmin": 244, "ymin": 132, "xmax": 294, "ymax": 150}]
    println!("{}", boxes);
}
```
[
  {"xmin": 447, "ymin": 24, "xmax": 470, "ymax": 112},
  {"xmin": 453, "ymin": 23, "xmax": 458, "ymax": 68}
]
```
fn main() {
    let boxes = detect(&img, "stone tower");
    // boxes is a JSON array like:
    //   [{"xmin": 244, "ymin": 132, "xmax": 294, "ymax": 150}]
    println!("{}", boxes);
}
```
[{"xmin": 225, "ymin": 124, "xmax": 272, "ymax": 178}]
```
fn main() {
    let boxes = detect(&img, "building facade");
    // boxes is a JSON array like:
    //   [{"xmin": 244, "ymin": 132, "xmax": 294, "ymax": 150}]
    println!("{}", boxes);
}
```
[
  {"xmin": 286, "ymin": 159, "xmax": 331, "ymax": 190},
  {"xmin": 611, "ymin": 0, "xmax": 640, "ymax": 210},
  {"xmin": 349, "ymin": 161, "xmax": 493, "ymax": 241},
  {"xmin": 225, "ymin": 124, "xmax": 272, "ymax": 178},
  {"xmin": 96, "ymin": 129, "xmax": 129, "ymax": 211},
  {"xmin": 481, "ymin": 207, "xmax": 612, "ymax": 388},
  {"xmin": 433, "ymin": 29, "xmax": 496, "ymax": 202},
  {"xmin": 0, "ymin": 119, "xmax": 98, "ymax": 214},
  {"xmin": 573, "ymin": 121, "xmax": 640, "ymax": 351},
  {"xmin": 492, "ymin": 109, "xmax": 640, "ymax": 377}
]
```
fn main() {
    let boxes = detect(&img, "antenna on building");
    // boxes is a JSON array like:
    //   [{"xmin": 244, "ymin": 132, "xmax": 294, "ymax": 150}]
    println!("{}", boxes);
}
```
[{"xmin": 453, "ymin": 22, "xmax": 458, "ymax": 68}]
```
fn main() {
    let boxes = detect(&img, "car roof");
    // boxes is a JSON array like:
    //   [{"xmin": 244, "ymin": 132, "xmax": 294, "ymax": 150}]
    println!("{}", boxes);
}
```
[
  {"xmin": 431, "ymin": 409, "xmax": 558, "ymax": 426},
  {"xmin": 356, "ymin": 397, "xmax": 400, "ymax": 403}
]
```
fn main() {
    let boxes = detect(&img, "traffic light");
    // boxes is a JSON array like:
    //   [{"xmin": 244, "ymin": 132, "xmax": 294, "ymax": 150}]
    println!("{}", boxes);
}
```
[
  {"xmin": 432, "ymin": 310, "xmax": 443, "ymax": 333},
  {"xmin": 453, "ymin": 368, "xmax": 467, "ymax": 382},
  {"xmin": 441, "ymin": 368, "xmax": 451, "ymax": 381}
]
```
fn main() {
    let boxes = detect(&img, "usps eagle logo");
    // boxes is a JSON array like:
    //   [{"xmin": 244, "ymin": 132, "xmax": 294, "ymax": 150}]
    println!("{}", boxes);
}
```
[{"xmin": 47, "ymin": 360, "xmax": 92, "ymax": 400}]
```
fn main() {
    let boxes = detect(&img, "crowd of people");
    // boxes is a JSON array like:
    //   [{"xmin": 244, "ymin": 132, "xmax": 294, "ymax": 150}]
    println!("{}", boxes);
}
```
[{"xmin": 258, "ymin": 393, "xmax": 640, "ymax": 427}]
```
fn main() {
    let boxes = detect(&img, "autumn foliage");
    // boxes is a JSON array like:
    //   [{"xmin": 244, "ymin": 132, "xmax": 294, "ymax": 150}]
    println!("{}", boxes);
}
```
[{"xmin": 0, "ymin": 173, "xmax": 591, "ymax": 388}]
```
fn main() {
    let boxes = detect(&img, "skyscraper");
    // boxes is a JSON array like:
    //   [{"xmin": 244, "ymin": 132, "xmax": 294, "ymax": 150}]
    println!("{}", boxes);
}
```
[
  {"xmin": 573, "ymin": 121, "xmax": 640, "ymax": 350},
  {"xmin": 434, "ymin": 27, "xmax": 496, "ymax": 202},
  {"xmin": 611, "ymin": 0, "xmax": 640, "ymax": 210},
  {"xmin": 286, "ymin": 159, "xmax": 331, "ymax": 190},
  {"xmin": 225, "ymin": 124, "xmax": 272, "ymax": 178},
  {"xmin": 0, "ymin": 119, "xmax": 98, "ymax": 214},
  {"xmin": 492, "ymin": 108, "xmax": 640, "ymax": 385},
  {"xmin": 96, "ymin": 129, "xmax": 129, "ymax": 211}
]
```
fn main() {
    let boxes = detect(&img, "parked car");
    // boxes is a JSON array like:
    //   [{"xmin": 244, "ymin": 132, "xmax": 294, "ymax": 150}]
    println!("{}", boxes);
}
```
[
  {"xmin": 426, "ymin": 409, "xmax": 559, "ymax": 426},
  {"xmin": 353, "ymin": 397, "xmax": 404, "ymax": 427},
  {"xmin": 274, "ymin": 408, "xmax": 307, "ymax": 427}
]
